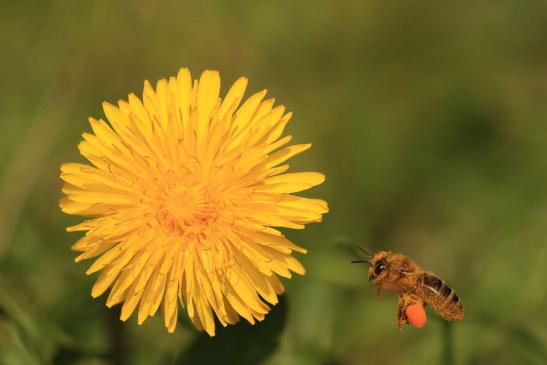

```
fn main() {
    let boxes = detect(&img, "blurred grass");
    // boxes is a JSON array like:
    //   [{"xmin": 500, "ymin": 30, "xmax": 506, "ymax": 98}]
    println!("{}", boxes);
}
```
[{"xmin": 1, "ymin": 0, "xmax": 547, "ymax": 364}]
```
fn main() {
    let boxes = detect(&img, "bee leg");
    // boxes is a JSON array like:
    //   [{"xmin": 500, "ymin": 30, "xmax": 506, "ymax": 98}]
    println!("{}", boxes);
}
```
[
  {"xmin": 376, "ymin": 286, "xmax": 382, "ymax": 298},
  {"xmin": 398, "ymin": 293, "xmax": 427, "ymax": 329},
  {"xmin": 397, "ymin": 294, "xmax": 408, "ymax": 330}
]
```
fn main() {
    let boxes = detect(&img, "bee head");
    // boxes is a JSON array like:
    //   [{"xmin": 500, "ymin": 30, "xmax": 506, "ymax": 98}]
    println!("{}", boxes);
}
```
[
  {"xmin": 368, "ymin": 251, "xmax": 390, "ymax": 283},
  {"xmin": 351, "ymin": 247, "xmax": 391, "ymax": 283}
]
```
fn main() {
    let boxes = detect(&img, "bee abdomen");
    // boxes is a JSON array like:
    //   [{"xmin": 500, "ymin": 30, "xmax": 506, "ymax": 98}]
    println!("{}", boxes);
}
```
[
  {"xmin": 418, "ymin": 273, "xmax": 464, "ymax": 321},
  {"xmin": 423, "ymin": 273, "xmax": 443, "ymax": 291}
]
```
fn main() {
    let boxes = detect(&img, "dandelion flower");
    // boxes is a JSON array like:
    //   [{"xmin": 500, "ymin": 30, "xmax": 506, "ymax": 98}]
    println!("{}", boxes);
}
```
[{"xmin": 59, "ymin": 68, "xmax": 328, "ymax": 335}]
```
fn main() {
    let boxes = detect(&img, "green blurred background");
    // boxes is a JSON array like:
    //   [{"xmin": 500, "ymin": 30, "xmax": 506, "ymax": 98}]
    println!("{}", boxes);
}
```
[{"xmin": 1, "ymin": 1, "xmax": 547, "ymax": 364}]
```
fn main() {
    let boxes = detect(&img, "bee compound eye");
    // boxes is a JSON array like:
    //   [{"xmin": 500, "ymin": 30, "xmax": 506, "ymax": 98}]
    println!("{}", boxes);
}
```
[{"xmin": 374, "ymin": 264, "xmax": 385, "ymax": 275}]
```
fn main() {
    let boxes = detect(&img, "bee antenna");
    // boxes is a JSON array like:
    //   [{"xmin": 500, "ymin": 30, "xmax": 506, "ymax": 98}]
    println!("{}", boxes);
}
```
[
  {"xmin": 355, "ymin": 245, "xmax": 372, "ymax": 259},
  {"xmin": 352, "ymin": 245, "xmax": 372, "ymax": 265}
]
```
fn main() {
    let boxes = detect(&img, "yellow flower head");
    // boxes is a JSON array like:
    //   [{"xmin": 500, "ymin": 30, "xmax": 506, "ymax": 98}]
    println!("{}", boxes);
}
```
[{"xmin": 59, "ymin": 68, "xmax": 328, "ymax": 335}]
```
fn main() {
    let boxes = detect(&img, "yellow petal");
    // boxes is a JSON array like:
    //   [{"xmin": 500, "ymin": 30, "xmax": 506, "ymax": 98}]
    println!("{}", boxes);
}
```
[
  {"xmin": 265, "ymin": 143, "xmax": 311, "ymax": 168},
  {"xmin": 232, "ymin": 90, "xmax": 267, "ymax": 131},
  {"xmin": 218, "ymin": 77, "xmax": 248, "ymax": 120},
  {"xmin": 259, "ymin": 172, "xmax": 326, "ymax": 193},
  {"xmin": 197, "ymin": 70, "xmax": 221, "ymax": 132}
]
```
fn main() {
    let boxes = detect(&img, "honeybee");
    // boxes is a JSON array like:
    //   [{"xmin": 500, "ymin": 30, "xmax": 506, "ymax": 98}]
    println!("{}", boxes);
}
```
[{"xmin": 353, "ymin": 248, "xmax": 464, "ymax": 329}]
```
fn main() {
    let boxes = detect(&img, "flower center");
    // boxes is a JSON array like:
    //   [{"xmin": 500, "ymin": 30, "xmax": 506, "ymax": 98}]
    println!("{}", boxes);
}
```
[{"xmin": 156, "ymin": 182, "xmax": 219, "ymax": 236}]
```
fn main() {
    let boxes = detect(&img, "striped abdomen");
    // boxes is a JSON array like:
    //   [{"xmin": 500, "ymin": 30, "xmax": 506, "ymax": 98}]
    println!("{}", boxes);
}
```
[{"xmin": 416, "ymin": 273, "xmax": 464, "ymax": 321}]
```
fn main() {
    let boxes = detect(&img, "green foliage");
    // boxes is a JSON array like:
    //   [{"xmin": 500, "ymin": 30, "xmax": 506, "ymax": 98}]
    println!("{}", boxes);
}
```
[
  {"xmin": 1, "ymin": 0, "xmax": 547, "ymax": 364},
  {"xmin": 176, "ymin": 297, "xmax": 286, "ymax": 365},
  {"xmin": 0, "ymin": 281, "xmax": 44, "ymax": 364}
]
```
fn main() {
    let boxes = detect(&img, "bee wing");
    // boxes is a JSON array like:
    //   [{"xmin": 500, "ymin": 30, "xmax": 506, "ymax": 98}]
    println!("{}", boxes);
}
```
[{"xmin": 400, "ymin": 271, "xmax": 422, "ymax": 286}]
